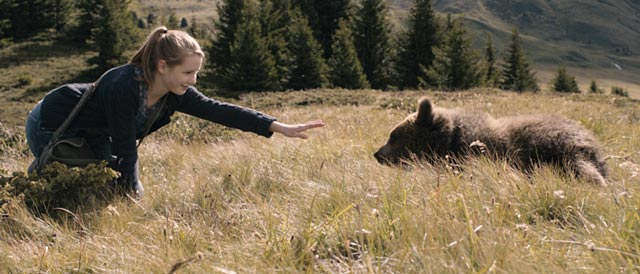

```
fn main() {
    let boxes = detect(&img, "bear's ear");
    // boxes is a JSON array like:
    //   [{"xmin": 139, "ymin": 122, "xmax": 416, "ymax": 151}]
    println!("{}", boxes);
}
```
[{"xmin": 416, "ymin": 97, "xmax": 434, "ymax": 127}]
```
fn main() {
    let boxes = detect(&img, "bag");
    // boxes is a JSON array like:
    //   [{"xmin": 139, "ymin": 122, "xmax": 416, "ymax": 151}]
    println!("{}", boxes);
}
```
[
  {"xmin": 42, "ymin": 137, "xmax": 103, "ymax": 166},
  {"xmin": 29, "ymin": 68, "xmax": 113, "ymax": 174}
]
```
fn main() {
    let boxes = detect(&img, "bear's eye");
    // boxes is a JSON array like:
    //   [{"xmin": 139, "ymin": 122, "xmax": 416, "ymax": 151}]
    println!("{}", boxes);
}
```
[{"xmin": 389, "ymin": 132, "xmax": 399, "ymax": 143}]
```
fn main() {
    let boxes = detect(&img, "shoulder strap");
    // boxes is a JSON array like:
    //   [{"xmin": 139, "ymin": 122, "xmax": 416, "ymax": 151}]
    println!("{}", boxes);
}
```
[
  {"xmin": 136, "ymin": 95, "xmax": 167, "ymax": 148},
  {"xmin": 48, "ymin": 67, "xmax": 116, "ymax": 145}
]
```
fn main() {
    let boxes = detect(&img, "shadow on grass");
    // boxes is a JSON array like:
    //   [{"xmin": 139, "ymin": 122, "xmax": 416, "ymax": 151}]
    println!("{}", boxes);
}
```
[
  {"xmin": 0, "ymin": 37, "xmax": 94, "ymax": 69},
  {"xmin": 12, "ymin": 67, "xmax": 103, "ymax": 102}
]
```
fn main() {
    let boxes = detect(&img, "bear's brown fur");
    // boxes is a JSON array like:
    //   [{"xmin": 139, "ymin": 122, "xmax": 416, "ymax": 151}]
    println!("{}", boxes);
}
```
[{"xmin": 374, "ymin": 97, "xmax": 608, "ymax": 186}]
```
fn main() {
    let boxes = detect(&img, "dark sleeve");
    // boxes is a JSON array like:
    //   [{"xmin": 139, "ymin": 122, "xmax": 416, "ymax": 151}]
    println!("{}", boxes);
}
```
[
  {"xmin": 103, "ymin": 81, "xmax": 139, "ymax": 182},
  {"xmin": 175, "ymin": 87, "xmax": 276, "ymax": 138}
]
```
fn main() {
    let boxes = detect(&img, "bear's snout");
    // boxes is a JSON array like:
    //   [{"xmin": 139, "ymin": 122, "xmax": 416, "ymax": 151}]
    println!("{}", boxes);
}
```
[
  {"xmin": 374, "ymin": 147, "xmax": 396, "ymax": 165},
  {"xmin": 373, "ymin": 150, "xmax": 385, "ymax": 164}
]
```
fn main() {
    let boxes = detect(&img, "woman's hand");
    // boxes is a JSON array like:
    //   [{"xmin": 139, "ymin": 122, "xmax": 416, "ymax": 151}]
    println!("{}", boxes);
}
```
[{"xmin": 269, "ymin": 120, "xmax": 325, "ymax": 139}]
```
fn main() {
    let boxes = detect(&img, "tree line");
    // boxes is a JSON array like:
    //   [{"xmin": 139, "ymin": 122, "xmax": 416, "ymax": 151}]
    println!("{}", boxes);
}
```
[
  {"xmin": 207, "ymin": 0, "xmax": 541, "ymax": 96},
  {"xmin": 1, "ymin": 0, "xmax": 544, "ymax": 96}
]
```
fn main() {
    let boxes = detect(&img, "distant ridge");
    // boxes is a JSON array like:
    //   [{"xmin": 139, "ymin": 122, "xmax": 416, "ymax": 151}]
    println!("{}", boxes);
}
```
[{"xmin": 387, "ymin": 0, "xmax": 640, "ymax": 86}]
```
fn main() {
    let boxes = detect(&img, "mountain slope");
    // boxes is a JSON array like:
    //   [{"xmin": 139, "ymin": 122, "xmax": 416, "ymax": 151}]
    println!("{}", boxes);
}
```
[{"xmin": 388, "ymin": 0, "xmax": 640, "ymax": 88}]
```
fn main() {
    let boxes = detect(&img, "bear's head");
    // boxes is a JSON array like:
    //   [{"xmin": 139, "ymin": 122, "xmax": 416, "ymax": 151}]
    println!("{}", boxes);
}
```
[{"xmin": 374, "ymin": 97, "xmax": 459, "ymax": 165}]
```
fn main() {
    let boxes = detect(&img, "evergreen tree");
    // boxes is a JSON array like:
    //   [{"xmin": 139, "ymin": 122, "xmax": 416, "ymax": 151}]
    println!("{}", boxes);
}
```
[
  {"xmin": 286, "ymin": 10, "xmax": 328, "ymax": 90},
  {"xmin": 551, "ymin": 65, "xmax": 580, "ymax": 93},
  {"xmin": 4, "ymin": 0, "xmax": 69, "ymax": 39},
  {"xmin": 1, "ymin": 0, "xmax": 44, "ymax": 39},
  {"xmin": 147, "ymin": 13, "xmax": 158, "ymax": 26},
  {"xmin": 293, "ymin": 0, "xmax": 351, "ymax": 58},
  {"xmin": 137, "ymin": 18, "xmax": 147, "ymax": 29},
  {"xmin": 90, "ymin": 0, "xmax": 138, "ymax": 71},
  {"xmin": 208, "ymin": 0, "xmax": 245, "ymax": 89},
  {"xmin": 484, "ymin": 33, "xmax": 500, "ymax": 87},
  {"xmin": 425, "ymin": 17, "xmax": 482, "ymax": 91},
  {"xmin": 292, "ymin": 0, "xmax": 318, "ymax": 35},
  {"xmin": 166, "ymin": 11, "xmax": 180, "ymax": 29},
  {"xmin": 353, "ymin": 0, "xmax": 393, "ymax": 89},
  {"xmin": 500, "ymin": 28, "xmax": 539, "ymax": 92},
  {"xmin": 313, "ymin": 0, "xmax": 351, "ymax": 58},
  {"xmin": 395, "ymin": 0, "xmax": 441, "ymax": 89},
  {"xmin": 188, "ymin": 16, "xmax": 201, "ymax": 38},
  {"xmin": 0, "ymin": 1, "xmax": 13, "ymax": 48},
  {"xmin": 328, "ymin": 19, "xmax": 369, "ymax": 89},
  {"xmin": 260, "ymin": 0, "xmax": 294, "ymax": 91},
  {"xmin": 0, "ymin": 19, "xmax": 11, "ymax": 48},
  {"xmin": 589, "ymin": 80, "xmax": 603, "ymax": 94},
  {"xmin": 51, "ymin": 0, "xmax": 73, "ymax": 31},
  {"xmin": 76, "ymin": 0, "xmax": 103, "ymax": 43},
  {"xmin": 224, "ymin": 2, "xmax": 278, "ymax": 94},
  {"xmin": 611, "ymin": 86, "xmax": 629, "ymax": 97},
  {"xmin": 180, "ymin": 17, "xmax": 189, "ymax": 28}
]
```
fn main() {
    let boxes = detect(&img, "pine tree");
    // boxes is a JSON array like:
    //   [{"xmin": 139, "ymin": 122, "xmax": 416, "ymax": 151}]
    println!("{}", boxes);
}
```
[
  {"xmin": 395, "ymin": 0, "xmax": 441, "ymax": 89},
  {"xmin": 180, "ymin": 17, "xmax": 189, "ymax": 28},
  {"xmin": 76, "ymin": 0, "xmax": 99, "ymax": 43},
  {"xmin": 188, "ymin": 16, "xmax": 198, "ymax": 37},
  {"xmin": 425, "ymin": 17, "xmax": 482, "ymax": 91},
  {"xmin": 589, "ymin": 80, "xmax": 603, "ymax": 94},
  {"xmin": 208, "ymin": 0, "xmax": 246, "ymax": 90},
  {"xmin": 90, "ymin": 0, "xmax": 138, "ymax": 71},
  {"xmin": 166, "ymin": 11, "xmax": 180, "ymax": 29},
  {"xmin": 224, "ymin": 2, "xmax": 278, "ymax": 94},
  {"xmin": 147, "ymin": 13, "xmax": 158, "ymax": 26},
  {"xmin": 4, "ymin": 0, "xmax": 70, "ymax": 39},
  {"xmin": 500, "ymin": 28, "xmax": 539, "ymax": 92},
  {"xmin": 0, "ymin": 1, "xmax": 13, "ymax": 48},
  {"xmin": 51, "ymin": 0, "xmax": 73, "ymax": 31},
  {"xmin": 483, "ymin": 33, "xmax": 500, "ymax": 87},
  {"xmin": 314, "ymin": 0, "xmax": 351, "ymax": 58},
  {"xmin": 137, "ymin": 18, "xmax": 146, "ymax": 29},
  {"xmin": 293, "ymin": 0, "xmax": 351, "ymax": 58},
  {"xmin": 286, "ymin": 10, "xmax": 328, "ymax": 90},
  {"xmin": 0, "ymin": 20, "xmax": 10, "ymax": 48},
  {"xmin": 260, "ymin": 0, "xmax": 293, "ymax": 91},
  {"xmin": 551, "ymin": 65, "xmax": 580, "ymax": 93},
  {"xmin": 328, "ymin": 19, "xmax": 369, "ymax": 89},
  {"xmin": 0, "ymin": 0, "xmax": 55, "ymax": 39},
  {"xmin": 353, "ymin": 0, "xmax": 393, "ymax": 89}
]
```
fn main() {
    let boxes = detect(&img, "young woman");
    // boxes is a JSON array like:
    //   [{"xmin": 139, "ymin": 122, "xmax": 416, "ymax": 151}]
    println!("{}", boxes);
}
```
[{"xmin": 25, "ymin": 26, "xmax": 324, "ymax": 196}]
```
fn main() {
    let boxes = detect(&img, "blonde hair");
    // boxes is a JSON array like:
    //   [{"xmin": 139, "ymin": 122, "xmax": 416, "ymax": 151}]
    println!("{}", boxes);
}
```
[{"xmin": 129, "ymin": 26, "xmax": 204, "ymax": 84}]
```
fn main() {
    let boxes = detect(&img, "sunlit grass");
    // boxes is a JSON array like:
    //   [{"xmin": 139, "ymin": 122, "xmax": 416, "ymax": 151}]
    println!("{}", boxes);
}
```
[{"xmin": 1, "ymin": 90, "xmax": 639, "ymax": 273}]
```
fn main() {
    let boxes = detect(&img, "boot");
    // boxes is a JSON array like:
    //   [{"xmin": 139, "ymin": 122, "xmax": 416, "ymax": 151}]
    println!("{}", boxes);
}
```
[{"xmin": 132, "ymin": 180, "xmax": 144, "ymax": 199}]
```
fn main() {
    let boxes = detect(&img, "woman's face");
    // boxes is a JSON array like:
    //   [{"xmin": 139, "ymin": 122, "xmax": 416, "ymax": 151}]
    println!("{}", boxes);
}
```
[{"xmin": 158, "ymin": 54, "xmax": 203, "ymax": 96}]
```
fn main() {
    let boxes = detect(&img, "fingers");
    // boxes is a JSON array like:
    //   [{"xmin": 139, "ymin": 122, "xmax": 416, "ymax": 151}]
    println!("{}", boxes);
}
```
[
  {"xmin": 278, "ymin": 120, "xmax": 324, "ymax": 139},
  {"xmin": 300, "ymin": 120, "xmax": 325, "ymax": 131}
]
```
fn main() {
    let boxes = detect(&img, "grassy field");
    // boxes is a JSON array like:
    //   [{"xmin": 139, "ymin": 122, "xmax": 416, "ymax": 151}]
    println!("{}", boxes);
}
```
[{"xmin": 1, "ymin": 89, "xmax": 639, "ymax": 273}]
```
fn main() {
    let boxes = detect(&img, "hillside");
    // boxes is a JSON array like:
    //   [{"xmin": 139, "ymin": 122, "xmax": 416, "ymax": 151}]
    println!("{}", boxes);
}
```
[
  {"xmin": 126, "ymin": 0, "xmax": 640, "ymax": 93},
  {"xmin": 387, "ymin": 0, "xmax": 640, "ymax": 91},
  {"xmin": 131, "ymin": 0, "xmax": 218, "ymax": 30}
]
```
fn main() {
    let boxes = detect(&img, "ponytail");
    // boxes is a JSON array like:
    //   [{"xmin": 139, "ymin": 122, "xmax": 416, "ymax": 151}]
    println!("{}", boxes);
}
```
[{"xmin": 129, "ymin": 26, "xmax": 204, "ymax": 84}]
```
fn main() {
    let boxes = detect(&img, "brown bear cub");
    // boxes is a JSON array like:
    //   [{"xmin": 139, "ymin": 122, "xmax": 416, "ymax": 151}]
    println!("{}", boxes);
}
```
[{"xmin": 374, "ymin": 97, "xmax": 608, "ymax": 186}]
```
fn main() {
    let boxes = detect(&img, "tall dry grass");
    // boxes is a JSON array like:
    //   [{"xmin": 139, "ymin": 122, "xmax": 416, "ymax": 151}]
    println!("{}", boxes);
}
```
[{"xmin": 1, "ymin": 90, "xmax": 639, "ymax": 273}]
